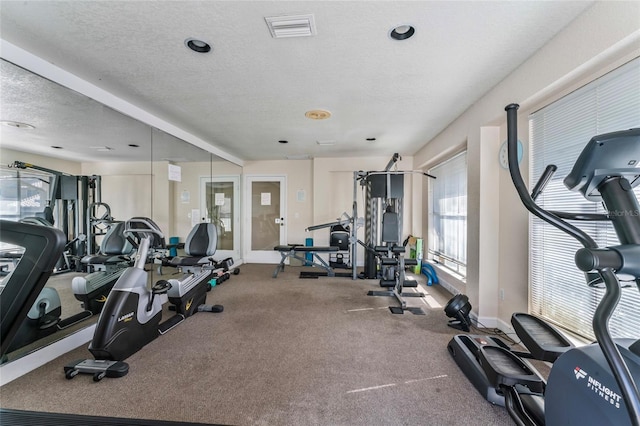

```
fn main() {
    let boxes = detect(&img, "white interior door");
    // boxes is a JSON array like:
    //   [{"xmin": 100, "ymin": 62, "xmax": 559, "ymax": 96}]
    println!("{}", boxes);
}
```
[
  {"xmin": 200, "ymin": 176, "xmax": 241, "ymax": 263},
  {"xmin": 243, "ymin": 175, "xmax": 286, "ymax": 263}
]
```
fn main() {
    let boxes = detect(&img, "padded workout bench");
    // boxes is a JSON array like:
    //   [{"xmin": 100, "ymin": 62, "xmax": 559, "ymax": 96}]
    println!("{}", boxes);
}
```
[{"xmin": 273, "ymin": 245, "xmax": 339, "ymax": 278}]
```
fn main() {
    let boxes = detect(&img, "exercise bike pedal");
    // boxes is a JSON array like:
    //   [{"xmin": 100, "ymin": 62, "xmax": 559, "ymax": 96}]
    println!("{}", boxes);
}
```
[{"xmin": 152, "ymin": 279, "xmax": 172, "ymax": 294}]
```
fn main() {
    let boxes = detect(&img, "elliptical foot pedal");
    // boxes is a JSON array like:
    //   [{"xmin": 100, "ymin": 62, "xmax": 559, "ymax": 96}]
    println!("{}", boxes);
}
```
[{"xmin": 478, "ymin": 346, "xmax": 544, "ymax": 392}]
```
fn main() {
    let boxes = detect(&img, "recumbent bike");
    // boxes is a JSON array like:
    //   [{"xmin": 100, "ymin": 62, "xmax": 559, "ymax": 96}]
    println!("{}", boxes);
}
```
[{"xmin": 65, "ymin": 218, "xmax": 224, "ymax": 381}]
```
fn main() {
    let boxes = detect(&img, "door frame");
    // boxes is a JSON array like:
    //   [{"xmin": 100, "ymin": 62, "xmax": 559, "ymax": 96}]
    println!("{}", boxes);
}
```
[
  {"xmin": 199, "ymin": 175, "xmax": 241, "ymax": 263},
  {"xmin": 243, "ymin": 175, "xmax": 286, "ymax": 263}
]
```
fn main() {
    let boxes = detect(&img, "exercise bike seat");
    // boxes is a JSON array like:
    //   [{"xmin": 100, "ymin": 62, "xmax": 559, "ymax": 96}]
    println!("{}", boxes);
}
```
[
  {"xmin": 81, "ymin": 222, "xmax": 134, "ymax": 265},
  {"xmin": 170, "ymin": 223, "xmax": 218, "ymax": 267}
]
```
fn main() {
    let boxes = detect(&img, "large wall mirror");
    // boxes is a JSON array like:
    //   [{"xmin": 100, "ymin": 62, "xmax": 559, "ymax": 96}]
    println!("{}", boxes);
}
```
[{"xmin": 0, "ymin": 58, "xmax": 240, "ymax": 367}]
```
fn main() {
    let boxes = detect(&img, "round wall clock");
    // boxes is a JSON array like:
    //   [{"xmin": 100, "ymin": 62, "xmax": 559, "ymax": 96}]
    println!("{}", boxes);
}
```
[{"xmin": 499, "ymin": 139, "xmax": 523, "ymax": 169}]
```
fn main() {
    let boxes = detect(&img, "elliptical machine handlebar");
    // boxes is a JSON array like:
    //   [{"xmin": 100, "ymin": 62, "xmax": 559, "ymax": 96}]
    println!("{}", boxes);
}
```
[
  {"xmin": 505, "ymin": 103, "xmax": 640, "ymax": 425},
  {"xmin": 505, "ymin": 103, "xmax": 598, "ymax": 250}
]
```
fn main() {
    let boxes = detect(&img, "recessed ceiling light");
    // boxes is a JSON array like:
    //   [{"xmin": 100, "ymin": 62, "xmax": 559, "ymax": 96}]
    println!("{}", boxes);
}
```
[
  {"xmin": 279, "ymin": 140, "xmax": 289, "ymax": 144},
  {"xmin": 305, "ymin": 109, "xmax": 331, "ymax": 120},
  {"xmin": 185, "ymin": 38, "xmax": 211, "ymax": 53},
  {"xmin": 316, "ymin": 140, "xmax": 335, "ymax": 146},
  {"xmin": 389, "ymin": 25, "xmax": 415, "ymax": 41},
  {"xmin": 1, "ymin": 120, "xmax": 35, "ymax": 130}
]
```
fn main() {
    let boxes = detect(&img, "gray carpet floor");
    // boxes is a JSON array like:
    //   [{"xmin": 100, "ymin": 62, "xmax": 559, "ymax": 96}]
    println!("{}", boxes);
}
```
[{"xmin": 0, "ymin": 263, "xmax": 512, "ymax": 425}]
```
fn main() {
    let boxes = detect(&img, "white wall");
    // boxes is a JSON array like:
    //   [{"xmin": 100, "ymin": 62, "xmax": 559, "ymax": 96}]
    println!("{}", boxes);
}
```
[
  {"xmin": 1, "ymin": 148, "xmax": 82, "ymax": 175},
  {"xmin": 414, "ymin": 1, "xmax": 640, "ymax": 329},
  {"xmin": 81, "ymin": 160, "xmax": 155, "ymax": 221}
]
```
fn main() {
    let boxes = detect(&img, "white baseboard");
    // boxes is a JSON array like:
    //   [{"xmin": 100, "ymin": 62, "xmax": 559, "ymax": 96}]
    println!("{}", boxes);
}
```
[
  {"xmin": 473, "ymin": 315, "xmax": 514, "ymax": 334},
  {"xmin": 437, "ymin": 277, "xmax": 459, "ymax": 297},
  {"xmin": 0, "ymin": 324, "xmax": 95, "ymax": 386}
]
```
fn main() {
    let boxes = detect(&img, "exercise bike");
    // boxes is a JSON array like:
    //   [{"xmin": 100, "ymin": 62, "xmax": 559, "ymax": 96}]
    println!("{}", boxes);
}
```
[
  {"xmin": 64, "ymin": 218, "xmax": 223, "ymax": 381},
  {"xmin": 450, "ymin": 104, "xmax": 640, "ymax": 425}
]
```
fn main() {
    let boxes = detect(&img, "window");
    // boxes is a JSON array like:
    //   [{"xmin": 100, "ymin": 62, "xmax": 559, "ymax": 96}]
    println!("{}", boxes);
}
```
[
  {"xmin": 0, "ymin": 167, "xmax": 52, "ymax": 222},
  {"xmin": 428, "ymin": 152, "xmax": 467, "ymax": 278},
  {"xmin": 529, "ymin": 57, "xmax": 640, "ymax": 340}
]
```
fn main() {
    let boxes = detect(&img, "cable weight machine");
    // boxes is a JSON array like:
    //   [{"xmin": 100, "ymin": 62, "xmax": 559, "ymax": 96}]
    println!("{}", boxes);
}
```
[{"xmin": 8, "ymin": 160, "xmax": 105, "ymax": 271}]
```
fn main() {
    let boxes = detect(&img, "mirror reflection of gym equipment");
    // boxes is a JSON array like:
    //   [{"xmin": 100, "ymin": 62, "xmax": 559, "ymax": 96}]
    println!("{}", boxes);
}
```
[
  {"xmin": 0, "ymin": 161, "xmax": 130, "ymax": 360},
  {"xmin": 0, "ymin": 58, "xmax": 241, "ymax": 369},
  {"xmin": 5, "ymin": 160, "xmax": 106, "ymax": 272}
]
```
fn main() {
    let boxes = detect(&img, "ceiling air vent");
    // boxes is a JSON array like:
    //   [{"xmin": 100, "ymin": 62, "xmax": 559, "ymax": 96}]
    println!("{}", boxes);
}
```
[{"xmin": 265, "ymin": 14, "xmax": 316, "ymax": 38}]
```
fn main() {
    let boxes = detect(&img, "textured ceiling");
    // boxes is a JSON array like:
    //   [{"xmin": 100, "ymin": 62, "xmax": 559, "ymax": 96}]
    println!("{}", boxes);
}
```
[
  {"xmin": 0, "ymin": 1, "xmax": 594, "ymax": 163},
  {"xmin": 0, "ymin": 60, "xmax": 215, "ymax": 163}
]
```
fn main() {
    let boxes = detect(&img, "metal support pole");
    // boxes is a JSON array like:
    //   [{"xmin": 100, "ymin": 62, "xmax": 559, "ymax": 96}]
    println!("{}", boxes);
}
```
[{"xmin": 352, "ymin": 171, "xmax": 359, "ymax": 280}]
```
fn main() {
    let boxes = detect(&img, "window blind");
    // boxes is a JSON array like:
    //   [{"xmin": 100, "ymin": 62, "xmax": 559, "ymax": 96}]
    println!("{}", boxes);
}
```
[
  {"xmin": 529, "ymin": 57, "xmax": 640, "ymax": 340},
  {"xmin": 428, "ymin": 151, "xmax": 467, "ymax": 277}
]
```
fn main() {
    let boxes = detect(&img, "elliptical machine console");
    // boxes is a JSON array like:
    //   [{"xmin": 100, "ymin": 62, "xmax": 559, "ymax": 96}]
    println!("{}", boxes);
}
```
[{"xmin": 65, "ymin": 217, "xmax": 223, "ymax": 381}]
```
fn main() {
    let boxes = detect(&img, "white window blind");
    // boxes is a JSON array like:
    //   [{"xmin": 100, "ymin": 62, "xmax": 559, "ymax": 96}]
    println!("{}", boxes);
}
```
[
  {"xmin": 428, "ymin": 152, "xmax": 467, "ymax": 278},
  {"xmin": 529, "ymin": 57, "xmax": 640, "ymax": 340}
]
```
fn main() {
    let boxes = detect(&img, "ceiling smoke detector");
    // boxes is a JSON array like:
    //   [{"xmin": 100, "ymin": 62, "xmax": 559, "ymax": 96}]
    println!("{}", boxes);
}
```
[
  {"xmin": 305, "ymin": 109, "xmax": 331, "ymax": 120},
  {"xmin": 265, "ymin": 14, "xmax": 317, "ymax": 38}
]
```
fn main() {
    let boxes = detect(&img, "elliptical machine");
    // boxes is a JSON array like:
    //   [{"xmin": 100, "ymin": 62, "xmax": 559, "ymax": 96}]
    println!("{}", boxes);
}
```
[
  {"xmin": 64, "ymin": 217, "xmax": 223, "ymax": 381},
  {"xmin": 449, "ymin": 104, "xmax": 640, "ymax": 425}
]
